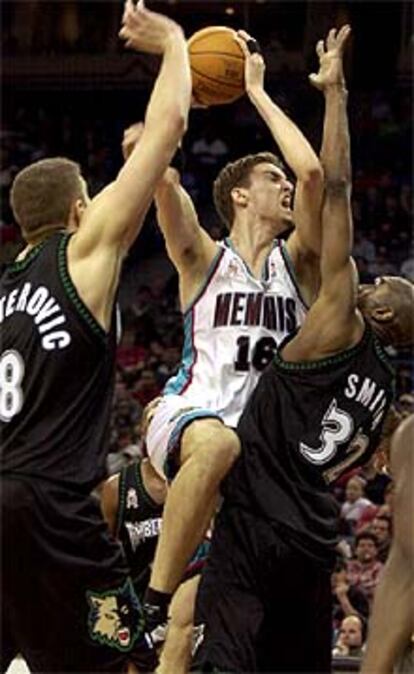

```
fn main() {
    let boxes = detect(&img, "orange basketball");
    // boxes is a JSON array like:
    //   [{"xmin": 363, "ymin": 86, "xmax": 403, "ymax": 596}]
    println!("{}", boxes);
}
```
[{"xmin": 188, "ymin": 26, "xmax": 245, "ymax": 106}]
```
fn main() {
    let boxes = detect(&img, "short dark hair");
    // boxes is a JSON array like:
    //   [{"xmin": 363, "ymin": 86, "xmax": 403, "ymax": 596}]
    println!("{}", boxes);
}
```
[
  {"xmin": 355, "ymin": 532, "xmax": 378, "ymax": 548},
  {"xmin": 213, "ymin": 152, "xmax": 285, "ymax": 230},
  {"xmin": 10, "ymin": 157, "xmax": 84, "ymax": 239}
]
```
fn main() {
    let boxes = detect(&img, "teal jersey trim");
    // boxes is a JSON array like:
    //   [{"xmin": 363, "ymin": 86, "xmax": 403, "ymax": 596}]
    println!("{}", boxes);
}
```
[
  {"xmin": 163, "ymin": 310, "xmax": 195, "ymax": 395},
  {"xmin": 182, "ymin": 246, "xmax": 224, "ymax": 317}
]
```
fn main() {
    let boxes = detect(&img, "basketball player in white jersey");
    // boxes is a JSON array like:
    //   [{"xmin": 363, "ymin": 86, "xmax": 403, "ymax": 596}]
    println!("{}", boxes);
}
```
[{"xmin": 124, "ymin": 31, "xmax": 327, "ymax": 633}]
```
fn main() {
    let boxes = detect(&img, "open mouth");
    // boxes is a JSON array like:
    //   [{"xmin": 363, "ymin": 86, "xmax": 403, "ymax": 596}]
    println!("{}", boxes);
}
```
[
  {"xmin": 118, "ymin": 628, "xmax": 130, "ymax": 647},
  {"xmin": 281, "ymin": 194, "xmax": 292, "ymax": 209}
]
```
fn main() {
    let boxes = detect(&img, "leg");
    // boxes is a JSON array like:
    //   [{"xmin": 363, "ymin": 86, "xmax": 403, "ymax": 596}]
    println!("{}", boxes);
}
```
[
  {"xmin": 2, "ymin": 478, "xmax": 157, "ymax": 673},
  {"xmin": 191, "ymin": 507, "xmax": 264, "ymax": 673},
  {"xmin": 157, "ymin": 575, "xmax": 200, "ymax": 674},
  {"xmin": 150, "ymin": 418, "xmax": 240, "ymax": 594},
  {"xmin": 257, "ymin": 542, "xmax": 332, "ymax": 674}
]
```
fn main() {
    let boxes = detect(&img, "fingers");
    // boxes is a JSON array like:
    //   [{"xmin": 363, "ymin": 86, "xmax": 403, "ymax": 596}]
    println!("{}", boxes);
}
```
[
  {"xmin": 320, "ymin": 24, "xmax": 351, "ymax": 55},
  {"xmin": 337, "ymin": 24, "xmax": 352, "ymax": 49},
  {"xmin": 235, "ymin": 32, "xmax": 264, "ymax": 67},
  {"xmin": 326, "ymin": 27, "xmax": 337, "ymax": 51},
  {"xmin": 236, "ymin": 30, "xmax": 262, "ymax": 56},
  {"xmin": 235, "ymin": 32, "xmax": 251, "ymax": 59},
  {"xmin": 316, "ymin": 39, "xmax": 325, "ymax": 59},
  {"xmin": 237, "ymin": 29, "xmax": 254, "ymax": 43}
]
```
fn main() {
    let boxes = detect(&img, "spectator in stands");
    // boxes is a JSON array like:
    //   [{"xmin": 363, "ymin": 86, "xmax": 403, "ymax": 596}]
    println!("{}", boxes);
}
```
[
  {"xmin": 346, "ymin": 532, "xmax": 384, "ymax": 606},
  {"xmin": 400, "ymin": 243, "xmax": 414, "ymax": 281},
  {"xmin": 376, "ymin": 480, "xmax": 395, "ymax": 518},
  {"xmin": 117, "ymin": 326, "xmax": 147, "ymax": 372},
  {"xmin": 331, "ymin": 558, "xmax": 369, "ymax": 630},
  {"xmin": 340, "ymin": 476, "xmax": 374, "ymax": 535},
  {"xmin": 353, "ymin": 229, "xmax": 376, "ymax": 263},
  {"xmin": 332, "ymin": 615, "xmax": 366, "ymax": 658},
  {"xmin": 398, "ymin": 392, "xmax": 414, "ymax": 416},
  {"xmin": 368, "ymin": 245, "xmax": 398, "ymax": 277},
  {"xmin": 370, "ymin": 515, "xmax": 393, "ymax": 563},
  {"xmin": 107, "ymin": 428, "xmax": 142, "ymax": 475},
  {"xmin": 132, "ymin": 368, "xmax": 161, "ymax": 407}
]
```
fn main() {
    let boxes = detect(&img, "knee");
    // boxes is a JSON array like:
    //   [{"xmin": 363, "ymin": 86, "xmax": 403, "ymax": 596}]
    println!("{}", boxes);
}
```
[{"xmin": 181, "ymin": 420, "xmax": 240, "ymax": 477}]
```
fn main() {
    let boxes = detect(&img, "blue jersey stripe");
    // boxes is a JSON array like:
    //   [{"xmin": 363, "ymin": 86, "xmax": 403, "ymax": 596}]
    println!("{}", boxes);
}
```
[
  {"xmin": 182, "ymin": 246, "xmax": 225, "ymax": 317},
  {"xmin": 164, "ymin": 247, "xmax": 225, "ymax": 395},
  {"xmin": 163, "ymin": 310, "xmax": 195, "ymax": 395}
]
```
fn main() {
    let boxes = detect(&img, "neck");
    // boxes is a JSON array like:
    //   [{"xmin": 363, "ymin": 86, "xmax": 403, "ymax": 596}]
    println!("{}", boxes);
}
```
[
  {"xmin": 368, "ymin": 318, "xmax": 395, "ymax": 347},
  {"xmin": 229, "ymin": 219, "xmax": 278, "ymax": 276},
  {"xmin": 25, "ymin": 224, "xmax": 66, "ymax": 249}
]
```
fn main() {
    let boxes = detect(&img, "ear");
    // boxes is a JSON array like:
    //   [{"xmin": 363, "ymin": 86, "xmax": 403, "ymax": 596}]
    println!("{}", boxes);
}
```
[
  {"xmin": 231, "ymin": 186, "xmax": 249, "ymax": 208},
  {"xmin": 371, "ymin": 306, "xmax": 394, "ymax": 323},
  {"xmin": 68, "ymin": 198, "xmax": 86, "ymax": 231}
]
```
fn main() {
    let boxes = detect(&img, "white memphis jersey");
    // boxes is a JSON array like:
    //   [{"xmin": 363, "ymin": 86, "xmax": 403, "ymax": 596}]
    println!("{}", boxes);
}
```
[{"xmin": 164, "ymin": 238, "xmax": 308, "ymax": 427}]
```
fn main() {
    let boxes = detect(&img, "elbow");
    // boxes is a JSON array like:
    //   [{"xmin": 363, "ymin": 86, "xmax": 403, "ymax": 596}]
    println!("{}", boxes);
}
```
[
  {"xmin": 156, "ymin": 167, "xmax": 181, "ymax": 196},
  {"xmin": 302, "ymin": 164, "xmax": 324, "ymax": 189},
  {"xmin": 325, "ymin": 178, "xmax": 351, "ymax": 196},
  {"xmin": 167, "ymin": 109, "xmax": 188, "ymax": 146}
]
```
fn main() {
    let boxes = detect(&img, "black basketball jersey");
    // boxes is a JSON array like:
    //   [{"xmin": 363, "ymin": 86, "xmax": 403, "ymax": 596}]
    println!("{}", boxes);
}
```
[
  {"xmin": 224, "ymin": 326, "xmax": 395, "ymax": 564},
  {"xmin": 0, "ymin": 233, "xmax": 116, "ymax": 491},
  {"xmin": 116, "ymin": 459, "xmax": 163, "ymax": 597}
]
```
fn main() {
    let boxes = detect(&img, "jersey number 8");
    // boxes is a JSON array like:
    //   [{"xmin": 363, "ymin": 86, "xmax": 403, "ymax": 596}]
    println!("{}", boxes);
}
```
[{"xmin": 0, "ymin": 350, "xmax": 25, "ymax": 422}]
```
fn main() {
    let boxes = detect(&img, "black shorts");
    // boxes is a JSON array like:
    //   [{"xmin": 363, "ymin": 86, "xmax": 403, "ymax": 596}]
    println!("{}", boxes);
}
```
[
  {"xmin": 1, "ymin": 476, "xmax": 157, "ymax": 673},
  {"xmin": 192, "ymin": 506, "xmax": 332, "ymax": 673}
]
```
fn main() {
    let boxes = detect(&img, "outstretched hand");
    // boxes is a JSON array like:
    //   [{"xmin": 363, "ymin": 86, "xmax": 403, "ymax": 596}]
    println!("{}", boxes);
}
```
[
  {"xmin": 309, "ymin": 25, "xmax": 351, "ymax": 91},
  {"xmin": 235, "ymin": 30, "xmax": 265, "ymax": 95},
  {"xmin": 122, "ymin": 122, "xmax": 145, "ymax": 161},
  {"xmin": 119, "ymin": 0, "xmax": 183, "ymax": 55}
]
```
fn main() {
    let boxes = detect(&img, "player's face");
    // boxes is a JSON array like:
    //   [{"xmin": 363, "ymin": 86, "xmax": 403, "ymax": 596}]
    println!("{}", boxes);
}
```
[
  {"xmin": 358, "ymin": 276, "xmax": 407, "ymax": 313},
  {"xmin": 358, "ymin": 276, "xmax": 414, "ymax": 341},
  {"xmin": 247, "ymin": 163, "xmax": 294, "ymax": 231}
]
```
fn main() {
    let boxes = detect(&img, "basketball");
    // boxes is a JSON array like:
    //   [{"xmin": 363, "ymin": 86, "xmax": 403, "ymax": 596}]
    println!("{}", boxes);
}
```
[{"xmin": 188, "ymin": 26, "xmax": 245, "ymax": 106}]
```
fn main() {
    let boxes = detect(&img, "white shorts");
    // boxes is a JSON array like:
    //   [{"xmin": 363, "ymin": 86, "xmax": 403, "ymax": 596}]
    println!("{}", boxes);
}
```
[{"xmin": 144, "ymin": 395, "xmax": 222, "ymax": 480}]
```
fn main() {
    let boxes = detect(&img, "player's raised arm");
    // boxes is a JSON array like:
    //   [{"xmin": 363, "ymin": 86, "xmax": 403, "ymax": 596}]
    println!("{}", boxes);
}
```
[
  {"xmin": 310, "ymin": 26, "xmax": 356, "ymax": 317},
  {"xmin": 282, "ymin": 26, "xmax": 362, "ymax": 362},
  {"xmin": 154, "ymin": 167, "xmax": 218, "ymax": 284},
  {"xmin": 236, "ymin": 30, "xmax": 324, "ymax": 263},
  {"xmin": 76, "ymin": 1, "xmax": 191, "ymax": 253},
  {"xmin": 68, "ymin": 0, "xmax": 191, "ymax": 329},
  {"xmin": 120, "ymin": 121, "xmax": 218, "ymax": 305}
]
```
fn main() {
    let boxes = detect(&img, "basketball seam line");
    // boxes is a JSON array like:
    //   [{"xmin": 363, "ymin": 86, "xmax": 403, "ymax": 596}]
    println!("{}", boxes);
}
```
[
  {"xmin": 191, "ymin": 65, "xmax": 243, "ymax": 89},
  {"xmin": 190, "ymin": 51, "xmax": 244, "ymax": 61}
]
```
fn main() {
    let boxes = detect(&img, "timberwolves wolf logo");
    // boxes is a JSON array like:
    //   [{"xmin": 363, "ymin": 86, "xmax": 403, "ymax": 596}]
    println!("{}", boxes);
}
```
[{"xmin": 87, "ymin": 578, "xmax": 143, "ymax": 651}]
